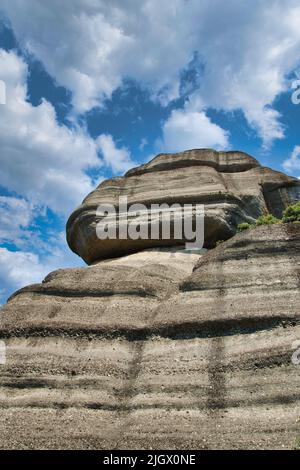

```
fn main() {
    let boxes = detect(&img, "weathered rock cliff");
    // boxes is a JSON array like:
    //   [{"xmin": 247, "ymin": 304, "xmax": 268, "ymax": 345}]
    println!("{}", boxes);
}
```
[
  {"xmin": 0, "ymin": 149, "xmax": 299, "ymax": 449},
  {"xmin": 67, "ymin": 149, "xmax": 300, "ymax": 263}
]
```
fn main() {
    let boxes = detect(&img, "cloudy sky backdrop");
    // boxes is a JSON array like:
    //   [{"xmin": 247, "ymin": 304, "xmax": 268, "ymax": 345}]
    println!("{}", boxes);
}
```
[{"xmin": 1, "ymin": 0, "xmax": 300, "ymax": 302}]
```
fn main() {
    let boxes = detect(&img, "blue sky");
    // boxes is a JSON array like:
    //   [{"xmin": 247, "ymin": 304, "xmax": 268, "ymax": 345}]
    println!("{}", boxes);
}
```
[{"xmin": 0, "ymin": 0, "xmax": 300, "ymax": 303}]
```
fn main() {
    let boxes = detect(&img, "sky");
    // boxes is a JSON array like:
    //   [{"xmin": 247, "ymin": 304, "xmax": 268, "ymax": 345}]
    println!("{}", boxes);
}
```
[{"xmin": 0, "ymin": 0, "xmax": 300, "ymax": 303}]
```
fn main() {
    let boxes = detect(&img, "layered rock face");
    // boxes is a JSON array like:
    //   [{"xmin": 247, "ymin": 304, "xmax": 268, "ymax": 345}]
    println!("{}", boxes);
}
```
[
  {"xmin": 0, "ymin": 149, "xmax": 300, "ymax": 450},
  {"xmin": 67, "ymin": 149, "xmax": 300, "ymax": 263}
]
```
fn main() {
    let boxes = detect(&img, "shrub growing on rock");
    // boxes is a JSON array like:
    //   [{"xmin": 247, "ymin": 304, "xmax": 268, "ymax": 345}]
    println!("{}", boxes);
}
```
[
  {"xmin": 282, "ymin": 201, "xmax": 300, "ymax": 223},
  {"xmin": 237, "ymin": 201, "xmax": 300, "ymax": 231},
  {"xmin": 255, "ymin": 214, "xmax": 281, "ymax": 225}
]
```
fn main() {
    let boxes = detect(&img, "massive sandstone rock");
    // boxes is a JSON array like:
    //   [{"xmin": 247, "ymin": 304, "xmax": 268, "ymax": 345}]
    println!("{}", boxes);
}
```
[
  {"xmin": 0, "ymin": 149, "xmax": 300, "ymax": 450},
  {"xmin": 67, "ymin": 149, "xmax": 300, "ymax": 263}
]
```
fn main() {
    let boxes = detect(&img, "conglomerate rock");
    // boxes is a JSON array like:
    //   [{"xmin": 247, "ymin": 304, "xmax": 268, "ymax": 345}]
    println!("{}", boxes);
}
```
[
  {"xmin": 0, "ymin": 149, "xmax": 300, "ymax": 449},
  {"xmin": 67, "ymin": 149, "xmax": 300, "ymax": 263}
]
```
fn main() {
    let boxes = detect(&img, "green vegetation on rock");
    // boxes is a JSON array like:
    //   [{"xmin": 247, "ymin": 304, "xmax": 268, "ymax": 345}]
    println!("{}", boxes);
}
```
[
  {"xmin": 255, "ymin": 214, "xmax": 281, "ymax": 225},
  {"xmin": 238, "ymin": 201, "xmax": 299, "ymax": 231},
  {"xmin": 282, "ymin": 201, "xmax": 300, "ymax": 223},
  {"xmin": 237, "ymin": 222, "xmax": 255, "ymax": 231}
]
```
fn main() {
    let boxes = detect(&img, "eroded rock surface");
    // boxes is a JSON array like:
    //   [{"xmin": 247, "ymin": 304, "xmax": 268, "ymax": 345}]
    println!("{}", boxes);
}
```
[
  {"xmin": 67, "ymin": 149, "xmax": 300, "ymax": 263},
  {"xmin": 0, "ymin": 224, "xmax": 299, "ymax": 449}
]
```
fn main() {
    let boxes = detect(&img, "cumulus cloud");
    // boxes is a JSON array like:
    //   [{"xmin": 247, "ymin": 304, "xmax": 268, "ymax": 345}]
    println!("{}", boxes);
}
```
[
  {"xmin": 283, "ymin": 146, "xmax": 300, "ymax": 173},
  {"xmin": 0, "ymin": 229, "xmax": 84, "ymax": 303},
  {"xmin": 160, "ymin": 108, "xmax": 229, "ymax": 153},
  {"xmin": 0, "ymin": 247, "xmax": 48, "ymax": 292},
  {"xmin": 96, "ymin": 134, "xmax": 135, "ymax": 173},
  {"xmin": 0, "ymin": 196, "xmax": 33, "ymax": 244},
  {"xmin": 1, "ymin": 0, "xmax": 187, "ymax": 112},
  {"xmin": 2, "ymin": 0, "xmax": 300, "ymax": 144},
  {"xmin": 0, "ymin": 49, "xmax": 102, "ymax": 215}
]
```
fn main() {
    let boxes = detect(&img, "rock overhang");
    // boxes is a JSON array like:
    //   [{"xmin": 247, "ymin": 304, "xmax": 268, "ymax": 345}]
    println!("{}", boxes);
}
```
[{"xmin": 66, "ymin": 149, "xmax": 300, "ymax": 264}]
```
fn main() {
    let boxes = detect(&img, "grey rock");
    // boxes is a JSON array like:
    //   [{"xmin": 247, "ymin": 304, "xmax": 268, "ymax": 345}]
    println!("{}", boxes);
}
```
[
  {"xmin": 67, "ymin": 149, "xmax": 300, "ymax": 264},
  {"xmin": 0, "ymin": 224, "xmax": 299, "ymax": 449},
  {"xmin": 0, "ymin": 149, "xmax": 299, "ymax": 449}
]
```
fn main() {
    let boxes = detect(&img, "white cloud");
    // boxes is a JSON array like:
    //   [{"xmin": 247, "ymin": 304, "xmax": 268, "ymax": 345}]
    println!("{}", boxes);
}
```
[
  {"xmin": 2, "ymin": 0, "xmax": 300, "ymax": 144},
  {"xmin": 0, "ymin": 230, "xmax": 84, "ymax": 303},
  {"xmin": 96, "ymin": 134, "xmax": 135, "ymax": 173},
  {"xmin": 160, "ymin": 108, "xmax": 229, "ymax": 153},
  {"xmin": 0, "ymin": 247, "xmax": 48, "ymax": 291},
  {"xmin": 1, "ymin": 0, "xmax": 187, "ymax": 112},
  {"xmin": 139, "ymin": 138, "xmax": 148, "ymax": 151},
  {"xmin": 0, "ymin": 196, "xmax": 33, "ymax": 243},
  {"xmin": 283, "ymin": 146, "xmax": 300, "ymax": 172},
  {"xmin": 0, "ymin": 49, "xmax": 103, "ymax": 302},
  {"xmin": 0, "ymin": 49, "xmax": 102, "ymax": 215}
]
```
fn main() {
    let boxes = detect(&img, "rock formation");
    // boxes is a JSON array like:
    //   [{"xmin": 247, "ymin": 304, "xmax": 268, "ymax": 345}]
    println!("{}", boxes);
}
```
[
  {"xmin": 67, "ymin": 149, "xmax": 300, "ymax": 263},
  {"xmin": 0, "ymin": 149, "xmax": 299, "ymax": 450}
]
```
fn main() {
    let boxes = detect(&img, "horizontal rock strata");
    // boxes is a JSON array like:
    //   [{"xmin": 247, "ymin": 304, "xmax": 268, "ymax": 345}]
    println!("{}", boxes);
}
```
[
  {"xmin": 67, "ymin": 149, "xmax": 300, "ymax": 263},
  {"xmin": 1, "ymin": 224, "xmax": 299, "ymax": 449}
]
